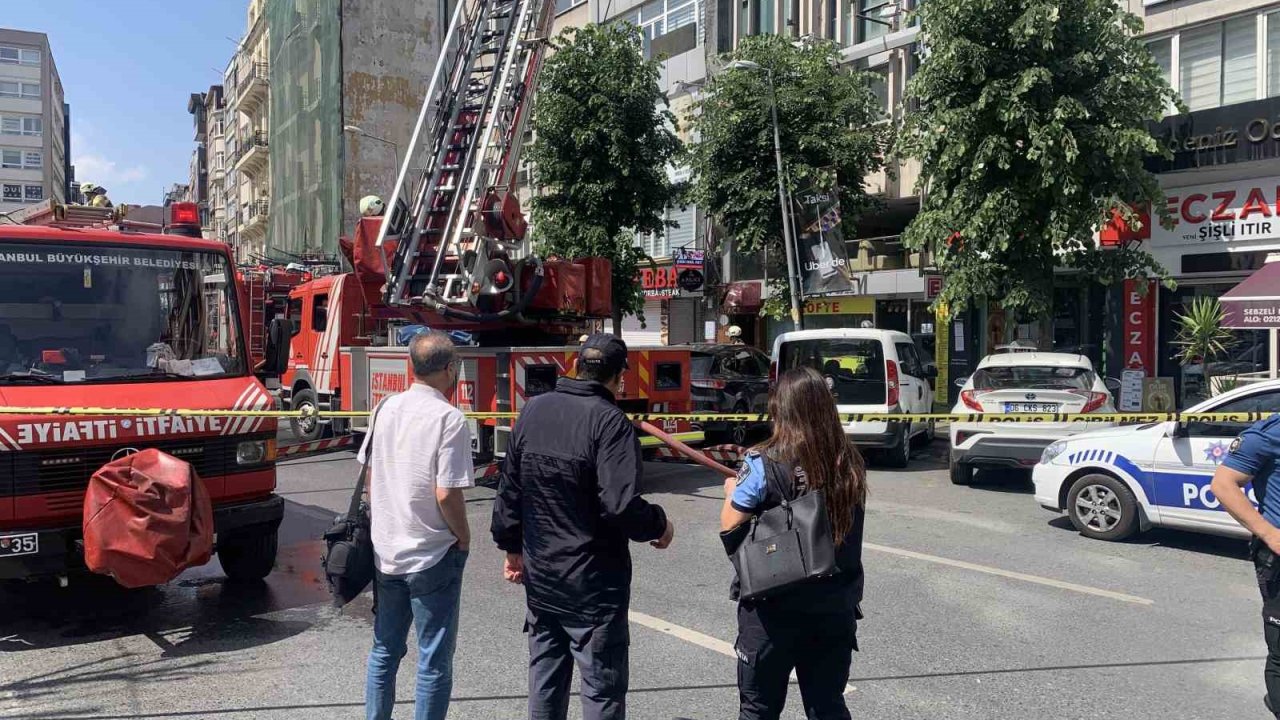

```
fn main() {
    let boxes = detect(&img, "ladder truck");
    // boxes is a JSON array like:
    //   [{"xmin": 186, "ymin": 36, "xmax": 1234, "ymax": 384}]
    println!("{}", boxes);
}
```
[{"xmin": 266, "ymin": 0, "xmax": 699, "ymax": 466}]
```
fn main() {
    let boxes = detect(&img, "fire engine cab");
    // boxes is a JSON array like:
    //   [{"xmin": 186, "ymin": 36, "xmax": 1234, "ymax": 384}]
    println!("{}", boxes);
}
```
[{"xmin": 0, "ymin": 200, "xmax": 283, "ymax": 583}]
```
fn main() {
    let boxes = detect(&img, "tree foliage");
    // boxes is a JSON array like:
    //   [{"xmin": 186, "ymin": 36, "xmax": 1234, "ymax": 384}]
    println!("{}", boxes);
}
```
[
  {"xmin": 899, "ymin": 0, "xmax": 1180, "ymax": 321},
  {"xmin": 691, "ymin": 35, "xmax": 887, "ymax": 317},
  {"xmin": 526, "ymin": 23, "xmax": 683, "ymax": 331}
]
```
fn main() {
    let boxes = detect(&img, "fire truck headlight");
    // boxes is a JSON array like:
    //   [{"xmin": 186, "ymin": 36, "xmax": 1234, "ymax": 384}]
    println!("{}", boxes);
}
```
[{"xmin": 236, "ymin": 440, "xmax": 270, "ymax": 466}]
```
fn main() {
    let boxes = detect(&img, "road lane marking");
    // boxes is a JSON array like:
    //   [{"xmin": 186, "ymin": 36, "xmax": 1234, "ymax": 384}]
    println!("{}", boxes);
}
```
[
  {"xmin": 864, "ymin": 542, "xmax": 1154, "ymax": 606},
  {"xmin": 627, "ymin": 610, "xmax": 856, "ymax": 695}
]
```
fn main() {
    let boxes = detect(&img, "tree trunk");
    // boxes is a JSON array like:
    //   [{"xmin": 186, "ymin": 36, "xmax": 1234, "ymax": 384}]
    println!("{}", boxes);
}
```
[{"xmin": 612, "ymin": 308, "xmax": 622, "ymax": 336}]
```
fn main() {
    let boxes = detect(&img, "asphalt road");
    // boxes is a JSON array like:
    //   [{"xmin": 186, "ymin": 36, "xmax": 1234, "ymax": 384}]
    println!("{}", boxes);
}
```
[{"xmin": 0, "ymin": 443, "xmax": 1269, "ymax": 719}]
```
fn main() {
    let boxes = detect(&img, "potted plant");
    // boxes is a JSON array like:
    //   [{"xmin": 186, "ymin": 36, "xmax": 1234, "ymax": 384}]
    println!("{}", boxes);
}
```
[{"xmin": 1171, "ymin": 297, "xmax": 1235, "ymax": 401}]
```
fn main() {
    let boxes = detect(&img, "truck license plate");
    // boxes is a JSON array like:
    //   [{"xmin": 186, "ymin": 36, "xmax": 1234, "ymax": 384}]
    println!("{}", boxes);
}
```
[
  {"xmin": 0, "ymin": 532, "xmax": 38, "ymax": 557},
  {"xmin": 1003, "ymin": 402, "xmax": 1059, "ymax": 413}
]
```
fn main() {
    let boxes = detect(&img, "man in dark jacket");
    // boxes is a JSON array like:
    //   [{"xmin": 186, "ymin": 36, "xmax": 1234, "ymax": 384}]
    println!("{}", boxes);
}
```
[{"xmin": 491, "ymin": 333, "xmax": 674, "ymax": 720}]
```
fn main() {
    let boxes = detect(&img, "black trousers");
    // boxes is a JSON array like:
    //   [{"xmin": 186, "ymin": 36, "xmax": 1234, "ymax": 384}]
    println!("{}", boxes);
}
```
[
  {"xmin": 525, "ymin": 606, "xmax": 630, "ymax": 720},
  {"xmin": 735, "ymin": 600, "xmax": 858, "ymax": 720},
  {"xmin": 1252, "ymin": 538, "xmax": 1280, "ymax": 719}
]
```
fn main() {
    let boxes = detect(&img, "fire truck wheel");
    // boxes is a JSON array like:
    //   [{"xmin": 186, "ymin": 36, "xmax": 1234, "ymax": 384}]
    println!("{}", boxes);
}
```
[
  {"xmin": 218, "ymin": 526, "xmax": 279, "ymax": 582},
  {"xmin": 289, "ymin": 389, "xmax": 328, "ymax": 442}
]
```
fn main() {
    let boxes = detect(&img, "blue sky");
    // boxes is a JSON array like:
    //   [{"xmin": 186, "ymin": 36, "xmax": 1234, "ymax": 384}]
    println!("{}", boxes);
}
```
[{"xmin": 5, "ymin": 2, "xmax": 248, "ymax": 206}]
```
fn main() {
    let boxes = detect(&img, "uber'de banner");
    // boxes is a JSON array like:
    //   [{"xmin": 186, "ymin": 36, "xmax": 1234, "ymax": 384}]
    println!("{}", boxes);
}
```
[{"xmin": 794, "ymin": 179, "xmax": 856, "ymax": 296}]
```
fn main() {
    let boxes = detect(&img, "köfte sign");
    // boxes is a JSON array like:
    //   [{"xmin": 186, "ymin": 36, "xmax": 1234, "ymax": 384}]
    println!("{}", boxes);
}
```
[{"xmin": 1153, "ymin": 176, "xmax": 1280, "ymax": 246}]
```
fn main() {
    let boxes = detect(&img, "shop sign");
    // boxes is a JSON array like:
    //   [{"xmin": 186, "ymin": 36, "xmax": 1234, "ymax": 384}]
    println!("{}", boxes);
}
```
[
  {"xmin": 803, "ymin": 296, "xmax": 874, "ymax": 315},
  {"xmin": 1153, "ymin": 176, "xmax": 1280, "ymax": 247},
  {"xmin": 1122, "ymin": 279, "xmax": 1156, "ymax": 372},
  {"xmin": 673, "ymin": 247, "xmax": 704, "ymax": 297},
  {"xmin": 641, "ymin": 265, "xmax": 677, "ymax": 298},
  {"xmin": 1148, "ymin": 97, "xmax": 1280, "ymax": 172},
  {"xmin": 795, "ymin": 177, "xmax": 857, "ymax": 296},
  {"xmin": 924, "ymin": 276, "xmax": 943, "ymax": 300}
]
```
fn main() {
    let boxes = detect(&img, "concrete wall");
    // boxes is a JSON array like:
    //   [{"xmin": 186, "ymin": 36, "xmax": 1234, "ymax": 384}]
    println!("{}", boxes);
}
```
[
  {"xmin": 1132, "ymin": 0, "xmax": 1280, "ymax": 35},
  {"xmin": 340, "ymin": 0, "xmax": 446, "ymax": 238}
]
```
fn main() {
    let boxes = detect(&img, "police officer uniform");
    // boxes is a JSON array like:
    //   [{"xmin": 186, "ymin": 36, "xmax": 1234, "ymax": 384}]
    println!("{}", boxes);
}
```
[
  {"xmin": 727, "ymin": 450, "xmax": 865, "ymax": 720},
  {"xmin": 1223, "ymin": 416, "xmax": 1280, "ymax": 717}
]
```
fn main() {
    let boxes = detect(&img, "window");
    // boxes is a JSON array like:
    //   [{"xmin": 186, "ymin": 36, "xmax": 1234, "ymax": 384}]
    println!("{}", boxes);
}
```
[
  {"xmin": 2, "ymin": 184, "xmax": 19, "ymax": 201},
  {"xmin": 1223, "ymin": 15, "xmax": 1257, "ymax": 105},
  {"xmin": 311, "ymin": 293, "xmax": 329, "ymax": 331},
  {"xmin": 620, "ymin": 0, "xmax": 702, "ymax": 59},
  {"xmin": 0, "ymin": 47, "xmax": 39, "ymax": 66},
  {"xmin": 779, "ymin": 338, "xmax": 887, "ymax": 405},
  {"xmin": 895, "ymin": 343, "xmax": 926, "ymax": 378},
  {"xmin": 1269, "ymin": 11, "xmax": 1280, "ymax": 97},
  {"xmin": 1180, "ymin": 24, "xmax": 1222, "ymax": 111},
  {"xmin": 554, "ymin": 0, "xmax": 585, "ymax": 13},
  {"xmin": 869, "ymin": 66, "xmax": 890, "ymax": 116},
  {"xmin": 0, "ymin": 116, "xmax": 36, "ymax": 137},
  {"xmin": 1187, "ymin": 391, "xmax": 1280, "ymax": 437},
  {"xmin": 637, "ymin": 203, "xmax": 695, "ymax": 259},
  {"xmin": 1, "ymin": 149, "xmax": 19, "ymax": 169},
  {"xmin": 22, "ymin": 151, "xmax": 40, "ymax": 169},
  {"xmin": 1147, "ymin": 37, "xmax": 1173, "ymax": 88},
  {"xmin": 23, "ymin": 185, "xmax": 42, "ymax": 202},
  {"xmin": 0, "ymin": 80, "xmax": 39, "ymax": 99},
  {"xmin": 756, "ymin": 0, "xmax": 775, "ymax": 35},
  {"xmin": 840, "ymin": 0, "xmax": 853, "ymax": 45},
  {"xmin": 859, "ymin": 0, "xmax": 891, "ymax": 43}
]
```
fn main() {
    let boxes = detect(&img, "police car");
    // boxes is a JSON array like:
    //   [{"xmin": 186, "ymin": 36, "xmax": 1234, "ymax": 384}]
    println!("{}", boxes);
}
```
[{"xmin": 1032, "ymin": 379, "xmax": 1277, "ymax": 542}]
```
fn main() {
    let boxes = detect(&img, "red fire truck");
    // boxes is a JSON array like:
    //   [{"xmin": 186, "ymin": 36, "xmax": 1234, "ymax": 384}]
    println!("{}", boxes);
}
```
[
  {"xmin": 268, "ymin": 0, "xmax": 699, "ymax": 456},
  {"xmin": 0, "ymin": 201, "xmax": 282, "ymax": 583},
  {"xmin": 275, "ymin": 219, "xmax": 697, "ymax": 459}
]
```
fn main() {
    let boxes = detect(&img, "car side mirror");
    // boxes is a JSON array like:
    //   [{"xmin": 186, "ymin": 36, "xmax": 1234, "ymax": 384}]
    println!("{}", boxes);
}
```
[
  {"xmin": 1104, "ymin": 377, "xmax": 1122, "ymax": 393},
  {"xmin": 1162, "ymin": 420, "xmax": 1186, "ymax": 438},
  {"xmin": 264, "ymin": 318, "xmax": 292, "ymax": 376}
]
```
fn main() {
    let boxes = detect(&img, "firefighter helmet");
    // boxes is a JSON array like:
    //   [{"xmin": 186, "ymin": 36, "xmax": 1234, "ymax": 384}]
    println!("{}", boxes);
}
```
[{"xmin": 359, "ymin": 195, "xmax": 385, "ymax": 217}]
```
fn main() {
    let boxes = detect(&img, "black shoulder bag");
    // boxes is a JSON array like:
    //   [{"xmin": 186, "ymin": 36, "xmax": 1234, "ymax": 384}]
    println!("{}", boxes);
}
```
[
  {"xmin": 322, "ymin": 403, "xmax": 383, "ymax": 607},
  {"xmin": 729, "ymin": 458, "xmax": 839, "ymax": 602}
]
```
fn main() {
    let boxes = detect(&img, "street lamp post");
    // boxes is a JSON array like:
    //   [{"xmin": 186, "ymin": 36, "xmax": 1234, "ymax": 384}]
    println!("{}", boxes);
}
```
[
  {"xmin": 342, "ymin": 125, "xmax": 401, "ymax": 186},
  {"xmin": 727, "ymin": 60, "xmax": 804, "ymax": 331}
]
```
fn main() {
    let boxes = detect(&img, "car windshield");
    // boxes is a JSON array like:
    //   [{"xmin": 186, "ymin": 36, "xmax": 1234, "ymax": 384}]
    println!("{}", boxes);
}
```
[
  {"xmin": 0, "ymin": 241, "xmax": 246, "ymax": 384},
  {"xmin": 971, "ymin": 365, "xmax": 1094, "ymax": 391},
  {"xmin": 778, "ymin": 338, "xmax": 885, "ymax": 405}
]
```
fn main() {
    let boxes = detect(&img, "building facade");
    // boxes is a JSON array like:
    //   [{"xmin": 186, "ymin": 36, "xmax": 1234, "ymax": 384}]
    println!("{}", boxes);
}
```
[
  {"xmin": 187, "ymin": 85, "xmax": 225, "ymax": 239},
  {"xmin": 1122, "ymin": 0, "xmax": 1280, "ymax": 406},
  {"xmin": 232, "ymin": 0, "xmax": 271, "ymax": 261},
  {"xmin": 0, "ymin": 28, "xmax": 65, "ymax": 216}
]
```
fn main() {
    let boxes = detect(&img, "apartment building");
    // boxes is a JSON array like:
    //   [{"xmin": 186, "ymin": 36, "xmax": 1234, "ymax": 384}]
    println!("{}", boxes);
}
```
[
  {"xmin": 231, "ymin": 0, "xmax": 271, "ymax": 261},
  {"xmin": 1124, "ymin": 0, "xmax": 1280, "ymax": 404},
  {"xmin": 187, "ymin": 85, "xmax": 225, "ymax": 240},
  {"xmin": 0, "ymin": 28, "xmax": 65, "ymax": 216}
]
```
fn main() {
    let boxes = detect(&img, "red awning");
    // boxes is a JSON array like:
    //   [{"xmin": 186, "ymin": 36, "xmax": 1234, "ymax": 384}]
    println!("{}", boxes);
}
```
[{"xmin": 1221, "ymin": 261, "xmax": 1280, "ymax": 328}]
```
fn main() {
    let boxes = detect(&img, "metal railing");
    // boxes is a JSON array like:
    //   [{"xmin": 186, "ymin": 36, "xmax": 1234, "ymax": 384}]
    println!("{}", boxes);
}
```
[{"xmin": 238, "ymin": 62, "xmax": 269, "ymax": 94}]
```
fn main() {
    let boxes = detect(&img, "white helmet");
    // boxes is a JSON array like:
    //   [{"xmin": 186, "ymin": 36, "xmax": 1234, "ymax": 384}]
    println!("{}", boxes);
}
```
[
  {"xmin": 359, "ymin": 195, "xmax": 386, "ymax": 217},
  {"xmin": 726, "ymin": 325, "xmax": 743, "ymax": 339}
]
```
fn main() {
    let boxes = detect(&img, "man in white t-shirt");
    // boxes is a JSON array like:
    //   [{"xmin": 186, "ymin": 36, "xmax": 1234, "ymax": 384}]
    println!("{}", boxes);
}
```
[{"xmin": 359, "ymin": 330, "xmax": 473, "ymax": 720}]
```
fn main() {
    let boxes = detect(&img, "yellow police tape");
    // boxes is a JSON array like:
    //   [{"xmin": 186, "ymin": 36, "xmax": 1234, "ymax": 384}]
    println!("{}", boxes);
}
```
[{"xmin": 0, "ymin": 406, "xmax": 1275, "ymax": 424}]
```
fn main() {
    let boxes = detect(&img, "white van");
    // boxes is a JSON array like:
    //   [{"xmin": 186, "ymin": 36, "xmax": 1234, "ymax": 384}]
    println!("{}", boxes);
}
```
[{"xmin": 771, "ymin": 329, "xmax": 936, "ymax": 467}]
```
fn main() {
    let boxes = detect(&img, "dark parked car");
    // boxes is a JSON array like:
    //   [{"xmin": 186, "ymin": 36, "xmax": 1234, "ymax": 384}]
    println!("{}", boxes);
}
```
[{"xmin": 688, "ymin": 343, "xmax": 770, "ymax": 445}]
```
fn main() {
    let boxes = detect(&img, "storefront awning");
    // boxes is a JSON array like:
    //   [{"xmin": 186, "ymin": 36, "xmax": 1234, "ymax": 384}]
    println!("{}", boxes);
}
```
[{"xmin": 1221, "ymin": 261, "xmax": 1280, "ymax": 328}]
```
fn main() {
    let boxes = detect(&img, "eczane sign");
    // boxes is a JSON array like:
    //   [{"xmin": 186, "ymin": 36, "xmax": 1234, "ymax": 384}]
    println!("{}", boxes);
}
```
[{"xmin": 1153, "ymin": 176, "xmax": 1280, "ymax": 247}]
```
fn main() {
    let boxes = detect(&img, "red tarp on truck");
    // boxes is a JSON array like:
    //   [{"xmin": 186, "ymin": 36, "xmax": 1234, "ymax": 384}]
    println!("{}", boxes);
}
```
[{"xmin": 82, "ymin": 449, "xmax": 214, "ymax": 588}]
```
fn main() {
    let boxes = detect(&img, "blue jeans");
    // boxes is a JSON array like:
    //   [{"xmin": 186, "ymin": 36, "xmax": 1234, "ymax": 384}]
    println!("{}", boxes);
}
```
[{"xmin": 366, "ymin": 546, "xmax": 468, "ymax": 720}]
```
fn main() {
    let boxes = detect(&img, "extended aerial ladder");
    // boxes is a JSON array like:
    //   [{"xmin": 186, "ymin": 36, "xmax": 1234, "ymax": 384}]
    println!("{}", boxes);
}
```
[{"xmin": 376, "ymin": 0, "xmax": 557, "ymax": 317}]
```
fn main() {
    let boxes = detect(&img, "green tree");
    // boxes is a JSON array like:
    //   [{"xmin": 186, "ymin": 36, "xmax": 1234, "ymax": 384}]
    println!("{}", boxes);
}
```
[
  {"xmin": 526, "ymin": 23, "xmax": 683, "ymax": 333},
  {"xmin": 898, "ymin": 0, "xmax": 1180, "ymax": 321},
  {"xmin": 1172, "ymin": 297, "xmax": 1236, "ymax": 399},
  {"xmin": 691, "ymin": 35, "xmax": 887, "ymax": 318}
]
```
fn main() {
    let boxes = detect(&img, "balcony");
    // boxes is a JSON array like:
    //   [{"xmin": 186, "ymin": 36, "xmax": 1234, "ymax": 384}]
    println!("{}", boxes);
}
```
[
  {"xmin": 848, "ymin": 235, "xmax": 932, "ymax": 272},
  {"xmin": 242, "ymin": 198, "xmax": 269, "ymax": 242},
  {"xmin": 234, "ymin": 130, "xmax": 268, "ymax": 177},
  {"xmin": 236, "ymin": 62, "xmax": 269, "ymax": 114}
]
